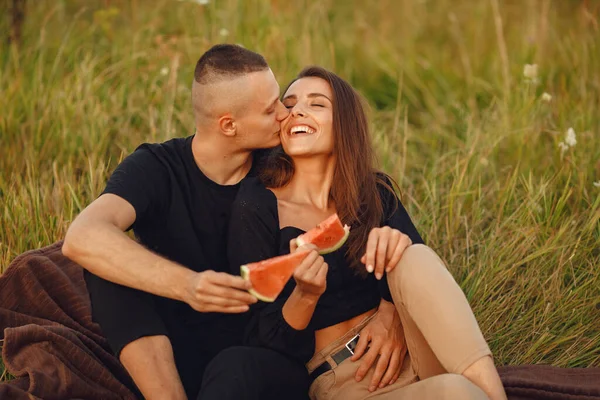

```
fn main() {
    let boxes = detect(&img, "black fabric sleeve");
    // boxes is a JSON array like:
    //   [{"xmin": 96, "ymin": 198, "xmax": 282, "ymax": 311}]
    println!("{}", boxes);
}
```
[
  {"xmin": 102, "ymin": 144, "xmax": 170, "ymax": 230},
  {"xmin": 377, "ymin": 173, "xmax": 425, "ymax": 302},
  {"xmin": 228, "ymin": 178, "xmax": 315, "ymax": 363}
]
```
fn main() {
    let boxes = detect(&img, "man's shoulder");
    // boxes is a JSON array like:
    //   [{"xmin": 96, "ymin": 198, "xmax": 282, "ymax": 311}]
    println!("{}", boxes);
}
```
[
  {"xmin": 133, "ymin": 135, "xmax": 190, "ymax": 159},
  {"xmin": 120, "ymin": 136, "xmax": 191, "ymax": 173},
  {"xmin": 235, "ymin": 176, "xmax": 276, "ymax": 212}
]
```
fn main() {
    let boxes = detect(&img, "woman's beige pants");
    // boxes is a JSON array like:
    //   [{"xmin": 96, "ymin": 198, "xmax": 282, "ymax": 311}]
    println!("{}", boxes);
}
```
[{"xmin": 306, "ymin": 244, "xmax": 492, "ymax": 400}]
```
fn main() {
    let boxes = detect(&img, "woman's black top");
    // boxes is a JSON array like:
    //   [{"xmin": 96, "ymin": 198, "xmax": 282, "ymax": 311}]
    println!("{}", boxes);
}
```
[{"xmin": 228, "ymin": 176, "xmax": 424, "ymax": 363}]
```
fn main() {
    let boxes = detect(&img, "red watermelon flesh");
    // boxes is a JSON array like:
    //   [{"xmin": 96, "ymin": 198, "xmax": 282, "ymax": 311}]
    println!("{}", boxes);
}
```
[
  {"xmin": 295, "ymin": 213, "xmax": 350, "ymax": 255},
  {"xmin": 240, "ymin": 250, "xmax": 310, "ymax": 302}
]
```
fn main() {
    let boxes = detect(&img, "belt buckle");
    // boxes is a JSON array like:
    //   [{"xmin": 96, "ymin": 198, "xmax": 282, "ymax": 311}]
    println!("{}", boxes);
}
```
[{"xmin": 345, "ymin": 334, "xmax": 360, "ymax": 355}]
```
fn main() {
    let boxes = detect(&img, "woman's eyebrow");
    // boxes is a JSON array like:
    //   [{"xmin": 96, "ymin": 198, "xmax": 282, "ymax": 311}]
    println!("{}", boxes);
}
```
[
  {"xmin": 307, "ymin": 93, "xmax": 332, "ymax": 102},
  {"xmin": 282, "ymin": 93, "xmax": 332, "ymax": 102}
]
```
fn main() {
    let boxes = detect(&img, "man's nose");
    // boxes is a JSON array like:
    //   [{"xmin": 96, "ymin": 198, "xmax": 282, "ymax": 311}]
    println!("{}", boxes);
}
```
[{"xmin": 276, "ymin": 101, "xmax": 290, "ymax": 121}]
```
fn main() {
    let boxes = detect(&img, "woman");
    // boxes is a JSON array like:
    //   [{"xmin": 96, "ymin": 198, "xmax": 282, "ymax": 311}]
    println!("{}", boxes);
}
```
[{"xmin": 228, "ymin": 66, "xmax": 506, "ymax": 400}]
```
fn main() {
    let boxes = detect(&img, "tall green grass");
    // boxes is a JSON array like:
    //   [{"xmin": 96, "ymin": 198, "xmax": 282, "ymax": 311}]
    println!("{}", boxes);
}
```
[{"xmin": 1, "ymin": 0, "xmax": 599, "ymax": 381}]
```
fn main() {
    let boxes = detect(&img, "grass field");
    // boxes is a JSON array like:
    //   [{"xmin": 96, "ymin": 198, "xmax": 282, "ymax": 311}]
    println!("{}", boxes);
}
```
[{"xmin": 1, "ymin": 0, "xmax": 599, "ymax": 382}]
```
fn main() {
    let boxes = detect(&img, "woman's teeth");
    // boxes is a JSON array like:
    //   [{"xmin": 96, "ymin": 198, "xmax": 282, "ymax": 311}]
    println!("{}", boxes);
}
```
[{"xmin": 290, "ymin": 125, "xmax": 316, "ymax": 135}]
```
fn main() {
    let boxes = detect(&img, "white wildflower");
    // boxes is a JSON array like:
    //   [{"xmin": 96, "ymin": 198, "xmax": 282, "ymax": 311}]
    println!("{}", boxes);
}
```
[
  {"xmin": 541, "ymin": 92, "xmax": 552, "ymax": 102},
  {"xmin": 523, "ymin": 64, "xmax": 538, "ymax": 80},
  {"xmin": 593, "ymin": 181, "xmax": 600, "ymax": 188},
  {"xmin": 219, "ymin": 28, "xmax": 230, "ymax": 37},
  {"xmin": 565, "ymin": 127, "xmax": 577, "ymax": 147},
  {"xmin": 558, "ymin": 142, "xmax": 569, "ymax": 156},
  {"xmin": 178, "ymin": 0, "xmax": 209, "ymax": 4},
  {"xmin": 160, "ymin": 67, "xmax": 169, "ymax": 76}
]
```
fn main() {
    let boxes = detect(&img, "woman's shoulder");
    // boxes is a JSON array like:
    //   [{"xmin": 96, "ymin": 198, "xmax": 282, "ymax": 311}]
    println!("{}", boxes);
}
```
[
  {"xmin": 374, "ymin": 171, "xmax": 398, "ymax": 200},
  {"xmin": 373, "ymin": 171, "xmax": 407, "ymax": 217}
]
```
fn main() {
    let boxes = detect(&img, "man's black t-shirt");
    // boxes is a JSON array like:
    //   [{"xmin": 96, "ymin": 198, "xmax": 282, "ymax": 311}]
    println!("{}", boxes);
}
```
[{"xmin": 85, "ymin": 135, "xmax": 253, "ymax": 381}]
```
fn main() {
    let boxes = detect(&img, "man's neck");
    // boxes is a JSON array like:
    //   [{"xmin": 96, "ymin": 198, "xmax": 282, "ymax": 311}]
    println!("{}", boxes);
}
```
[{"xmin": 191, "ymin": 133, "xmax": 252, "ymax": 186}]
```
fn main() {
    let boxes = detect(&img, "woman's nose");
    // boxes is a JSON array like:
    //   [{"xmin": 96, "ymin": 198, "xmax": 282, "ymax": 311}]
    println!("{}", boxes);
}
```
[{"xmin": 291, "ymin": 106, "xmax": 306, "ymax": 117}]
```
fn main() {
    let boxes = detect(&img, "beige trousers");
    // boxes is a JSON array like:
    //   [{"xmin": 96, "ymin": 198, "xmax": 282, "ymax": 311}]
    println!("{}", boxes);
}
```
[{"xmin": 306, "ymin": 244, "xmax": 491, "ymax": 400}]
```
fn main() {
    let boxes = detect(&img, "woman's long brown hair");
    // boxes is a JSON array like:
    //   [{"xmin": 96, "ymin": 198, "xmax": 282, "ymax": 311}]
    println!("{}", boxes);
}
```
[{"xmin": 260, "ymin": 66, "xmax": 396, "ymax": 273}]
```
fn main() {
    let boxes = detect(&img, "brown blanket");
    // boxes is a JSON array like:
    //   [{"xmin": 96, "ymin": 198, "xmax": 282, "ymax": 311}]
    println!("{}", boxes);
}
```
[
  {"xmin": 0, "ymin": 241, "xmax": 136, "ymax": 400},
  {"xmin": 1, "ymin": 242, "xmax": 599, "ymax": 399}
]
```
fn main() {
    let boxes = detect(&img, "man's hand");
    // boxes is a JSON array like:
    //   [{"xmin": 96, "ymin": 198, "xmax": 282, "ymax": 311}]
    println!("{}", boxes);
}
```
[
  {"xmin": 184, "ymin": 270, "xmax": 258, "ymax": 313},
  {"xmin": 351, "ymin": 300, "xmax": 407, "ymax": 392},
  {"xmin": 361, "ymin": 226, "xmax": 412, "ymax": 280}
]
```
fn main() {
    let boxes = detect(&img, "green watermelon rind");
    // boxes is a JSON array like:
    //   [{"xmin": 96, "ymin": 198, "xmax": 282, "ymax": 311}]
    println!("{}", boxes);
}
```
[
  {"xmin": 296, "ymin": 225, "xmax": 351, "ymax": 255},
  {"xmin": 240, "ymin": 264, "xmax": 276, "ymax": 303}
]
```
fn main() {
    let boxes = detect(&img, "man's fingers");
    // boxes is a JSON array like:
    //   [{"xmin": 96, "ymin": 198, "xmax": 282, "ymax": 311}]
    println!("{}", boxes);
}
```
[
  {"xmin": 355, "ymin": 342, "xmax": 380, "ymax": 382},
  {"xmin": 350, "ymin": 333, "xmax": 370, "ymax": 362},
  {"xmin": 379, "ymin": 348, "xmax": 401, "ymax": 388},
  {"xmin": 391, "ymin": 366, "xmax": 402, "ymax": 384},
  {"xmin": 207, "ymin": 271, "xmax": 252, "ymax": 290},
  {"xmin": 204, "ymin": 283, "xmax": 258, "ymax": 304},
  {"xmin": 199, "ymin": 294, "xmax": 253, "ymax": 308},
  {"xmin": 369, "ymin": 349, "xmax": 391, "ymax": 391},
  {"xmin": 374, "ymin": 228, "xmax": 390, "ymax": 279},
  {"xmin": 205, "ymin": 304, "xmax": 251, "ymax": 314},
  {"xmin": 364, "ymin": 230, "xmax": 380, "ymax": 274}
]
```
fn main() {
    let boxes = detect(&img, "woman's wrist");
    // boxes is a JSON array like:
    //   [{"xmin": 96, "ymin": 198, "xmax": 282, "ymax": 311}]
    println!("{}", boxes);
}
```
[{"xmin": 282, "ymin": 288, "xmax": 320, "ymax": 330}]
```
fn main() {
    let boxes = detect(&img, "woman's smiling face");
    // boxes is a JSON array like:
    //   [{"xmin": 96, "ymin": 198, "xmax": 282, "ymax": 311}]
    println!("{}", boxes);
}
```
[{"xmin": 280, "ymin": 76, "xmax": 334, "ymax": 157}]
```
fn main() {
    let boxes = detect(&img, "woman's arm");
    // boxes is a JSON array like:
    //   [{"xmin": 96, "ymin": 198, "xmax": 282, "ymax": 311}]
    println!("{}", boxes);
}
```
[
  {"xmin": 282, "ymin": 245, "xmax": 327, "ymax": 329},
  {"xmin": 228, "ymin": 178, "xmax": 317, "ymax": 363}
]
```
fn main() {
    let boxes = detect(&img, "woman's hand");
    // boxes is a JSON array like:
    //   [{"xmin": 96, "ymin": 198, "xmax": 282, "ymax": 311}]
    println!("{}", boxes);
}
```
[
  {"xmin": 292, "ymin": 245, "xmax": 328, "ymax": 299},
  {"xmin": 282, "ymin": 245, "xmax": 328, "ymax": 330},
  {"xmin": 361, "ymin": 226, "xmax": 412, "ymax": 279}
]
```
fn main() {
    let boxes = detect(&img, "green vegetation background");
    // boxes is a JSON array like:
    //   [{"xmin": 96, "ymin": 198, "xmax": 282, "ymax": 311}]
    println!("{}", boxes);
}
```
[{"xmin": 1, "ymin": 0, "xmax": 599, "ymax": 381}]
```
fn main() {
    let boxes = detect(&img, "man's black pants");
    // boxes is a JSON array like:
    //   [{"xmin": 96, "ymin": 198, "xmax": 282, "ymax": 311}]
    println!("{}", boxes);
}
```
[
  {"xmin": 199, "ymin": 346, "xmax": 310, "ymax": 400},
  {"xmin": 85, "ymin": 271, "xmax": 310, "ymax": 400}
]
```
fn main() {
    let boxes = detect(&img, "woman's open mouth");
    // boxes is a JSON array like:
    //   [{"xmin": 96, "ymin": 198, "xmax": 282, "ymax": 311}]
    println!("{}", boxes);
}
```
[{"xmin": 288, "ymin": 124, "xmax": 316, "ymax": 137}]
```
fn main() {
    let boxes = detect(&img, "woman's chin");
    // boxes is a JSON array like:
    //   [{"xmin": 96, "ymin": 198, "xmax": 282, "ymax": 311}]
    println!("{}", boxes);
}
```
[{"xmin": 282, "ymin": 146, "xmax": 313, "ymax": 157}]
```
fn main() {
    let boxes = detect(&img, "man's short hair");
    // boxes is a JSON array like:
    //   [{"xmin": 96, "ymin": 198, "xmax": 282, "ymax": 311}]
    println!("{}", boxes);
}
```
[{"xmin": 194, "ymin": 44, "xmax": 268, "ymax": 85}]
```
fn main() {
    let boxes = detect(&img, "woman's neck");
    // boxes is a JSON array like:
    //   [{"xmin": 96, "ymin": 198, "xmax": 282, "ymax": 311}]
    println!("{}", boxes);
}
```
[{"xmin": 280, "ymin": 156, "xmax": 335, "ymax": 211}]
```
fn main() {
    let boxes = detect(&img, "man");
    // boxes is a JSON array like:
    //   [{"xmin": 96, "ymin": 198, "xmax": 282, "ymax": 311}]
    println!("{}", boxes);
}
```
[{"xmin": 63, "ymin": 44, "xmax": 404, "ymax": 400}]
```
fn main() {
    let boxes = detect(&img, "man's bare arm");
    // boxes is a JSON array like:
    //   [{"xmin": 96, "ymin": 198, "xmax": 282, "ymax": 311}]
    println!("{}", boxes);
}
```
[{"xmin": 62, "ymin": 193, "xmax": 257, "ymax": 313}]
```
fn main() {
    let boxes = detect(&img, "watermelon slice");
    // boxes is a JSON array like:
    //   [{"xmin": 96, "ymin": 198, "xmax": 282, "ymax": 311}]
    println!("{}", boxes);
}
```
[
  {"xmin": 295, "ymin": 213, "xmax": 350, "ymax": 255},
  {"xmin": 240, "ymin": 250, "xmax": 310, "ymax": 302}
]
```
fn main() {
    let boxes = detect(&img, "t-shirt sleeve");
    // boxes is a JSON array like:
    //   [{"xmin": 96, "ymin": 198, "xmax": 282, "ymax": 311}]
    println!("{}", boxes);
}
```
[
  {"xmin": 378, "ymin": 174, "xmax": 424, "ymax": 245},
  {"xmin": 227, "ymin": 179, "xmax": 280, "ymax": 270},
  {"xmin": 228, "ymin": 178, "xmax": 315, "ymax": 363},
  {"xmin": 377, "ymin": 174, "xmax": 425, "ymax": 302},
  {"xmin": 102, "ymin": 145, "xmax": 170, "ymax": 229}
]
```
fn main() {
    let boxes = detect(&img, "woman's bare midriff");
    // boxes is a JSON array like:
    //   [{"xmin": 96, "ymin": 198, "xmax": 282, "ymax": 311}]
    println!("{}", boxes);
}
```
[{"xmin": 314, "ymin": 308, "xmax": 378, "ymax": 354}]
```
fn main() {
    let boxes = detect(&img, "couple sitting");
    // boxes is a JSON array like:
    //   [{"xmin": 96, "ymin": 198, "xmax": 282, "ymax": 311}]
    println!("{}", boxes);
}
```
[{"xmin": 62, "ymin": 44, "xmax": 506, "ymax": 400}]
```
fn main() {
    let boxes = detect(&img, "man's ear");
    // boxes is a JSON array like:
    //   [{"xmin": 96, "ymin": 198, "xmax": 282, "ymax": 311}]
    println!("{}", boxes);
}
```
[{"xmin": 218, "ymin": 115, "xmax": 237, "ymax": 137}]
